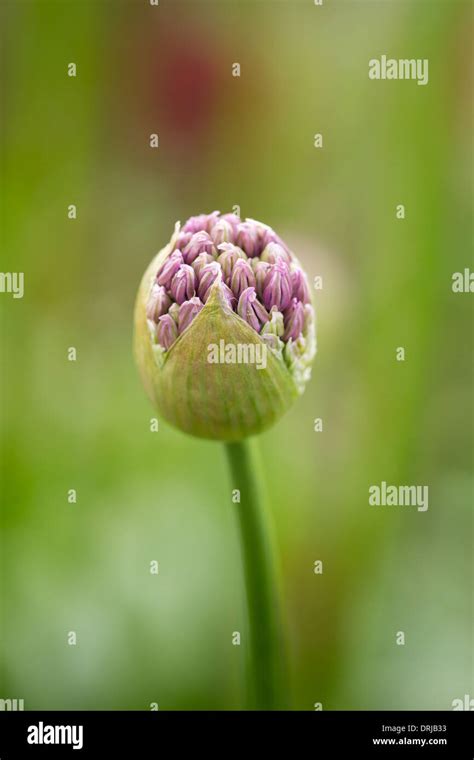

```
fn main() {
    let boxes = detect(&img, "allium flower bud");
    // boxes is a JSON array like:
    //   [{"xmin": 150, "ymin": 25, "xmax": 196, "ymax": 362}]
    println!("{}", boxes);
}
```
[
  {"xmin": 217, "ymin": 243, "xmax": 245, "ymax": 283},
  {"xmin": 221, "ymin": 282, "xmax": 237, "ymax": 309},
  {"xmin": 178, "ymin": 296, "xmax": 204, "ymax": 333},
  {"xmin": 230, "ymin": 258, "xmax": 256, "ymax": 299},
  {"xmin": 174, "ymin": 231, "xmax": 193, "ymax": 251},
  {"xmin": 252, "ymin": 259, "xmax": 271, "ymax": 300},
  {"xmin": 192, "ymin": 252, "xmax": 214, "ymax": 278},
  {"xmin": 262, "ymin": 258, "xmax": 292, "ymax": 311},
  {"xmin": 220, "ymin": 213, "xmax": 241, "ymax": 234},
  {"xmin": 283, "ymin": 298, "xmax": 305, "ymax": 341},
  {"xmin": 183, "ymin": 211, "xmax": 220, "ymax": 234},
  {"xmin": 183, "ymin": 231, "xmax": 216, "ymax": 263},
  {"xmin": 170, "ymin": 264, "xmax": 196, "ymax": 304},
  {"xmin": 236, "ymin": 221, "xmax": 259, "ymax": 257},
  {"xmin": 134, "ymin": 212, "xmax": 316, "ymax": 440},
  {"xmin": 237, "ymin": 287, "xmax": 269, "ymax": 332},
  {"xmin": 156, "ymin": 314, "xmax": 178, "ymax": 350},
  {"xmin": 261, "ymin": 228, "xmax": 291, "ymax": 256},
  {"xmin": 291, "ymin": 267, "xmax": 311, "ymax": 304},
  {"xmin": 146, "ymin": 283, "xmax": 171, "ymax": 322},
  {"xmin": 210, "ymin": 219, "xmax": 234, "ymax": 246},
  {"xmin": 260, "ymin": 242, "xmax": 291, "ymax": 265},
  {"xmin": 197, "ymin": 261, "xmax": 221, "ymax": 303},
  {"xmin": 156, "ymin": 249, "xmax": 183, "ymax": 288}
]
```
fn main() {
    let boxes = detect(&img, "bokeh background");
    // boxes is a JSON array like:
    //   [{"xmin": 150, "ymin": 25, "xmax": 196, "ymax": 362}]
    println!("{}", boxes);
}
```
[{"xmin": 1, "ymin": 0, "xmax": 472, "ymax": 710}]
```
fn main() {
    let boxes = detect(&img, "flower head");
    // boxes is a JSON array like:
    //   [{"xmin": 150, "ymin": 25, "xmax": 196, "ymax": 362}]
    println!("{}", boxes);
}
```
[{"xmin": 134, "ymin": 212, "xmax": 316, "ymax": 440}]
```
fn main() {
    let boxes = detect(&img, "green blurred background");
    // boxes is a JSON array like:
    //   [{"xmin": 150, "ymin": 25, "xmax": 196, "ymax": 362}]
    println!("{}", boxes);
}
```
[{"xmin": 1, "ymin": 0, "xmax": 472, "ymax": 710}]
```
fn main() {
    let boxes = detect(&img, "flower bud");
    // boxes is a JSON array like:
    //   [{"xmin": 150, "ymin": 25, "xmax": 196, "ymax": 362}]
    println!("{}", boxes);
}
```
[
  {"xmin": 146, "ymin": 283, "xmax": 171, "ymax": 322},
  {"xmin": 261, "ymin": 228, "xmax": 291, "ymax": 256},
  {"xmin": 183, "ymin": 231, "xmax": 216, "ymax": 263},
  {"xmin": 173, "ymin": 231, "xmax": 193, "ymax": 251},
  {"xmin": 156, "ymin": 250, "xmax": 183, "ymax": 288},
  {"xmin": 260, "ymin": 241, "xmax": 291, "ymax": 265},
  {"xmin": 283, "ymin": 297, "xmax": 305, "ymax": 341},
  {"xmin": 262, "ymin": 258, "xmax": 292, "ymax": 311},
  {"xmin": 198, "ymin": 261, "xmax": 222, "ymax": 303},
  {"xmin": 170, "ymin": 264, "xmax": 196, "ymax": 304},
  {"xmin": 221, "ymin": 282, "xmax": 237, "ymax": 310},
  {"xmin": 237, "ymin": 287, "xmax": 269, "ymax": 332},
  {"xmin": 192, "ymin": 252, "xmax": 214, "ymax": 278},
  {"xmin": 210, "ymin": 219, "xmax": 234, "ymax": 246},
  {"xmin": 230, "ymin": 258, "xmax": 256, "ymax": 299},
  {"xmin": 217, "ymin": 243, "xmax": 245, "ymax": 283},
  {"xmin": 134, "ymin": 212, "xmax": 316, "ymax": 440},
  {"xmin": 178, "ymin": 297, "xmax": 204, "ymax": 333},
  {"xmin": 252, "ymin": 259, "xmax": 271, "ymax": 300},
  {"xmin": 183, "ymin": 211, "xmax": 220, "ymax": 233},
  {"xmin": 220, "ymin": 213, "xmax": 241, "ymax": 235},
  {"xmin": 291, "ymin": 267, "xmax": 311, "ymax": 304},
  {"xmin": 156, "ymin": 314, "xmax": 178, "ymax": 350},
  {"xmin": 236, "ymin": 221, "xmax": 259, "ymax": 257}
]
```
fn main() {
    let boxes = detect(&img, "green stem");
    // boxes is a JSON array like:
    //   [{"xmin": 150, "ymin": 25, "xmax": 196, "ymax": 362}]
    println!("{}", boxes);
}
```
[{"xmin": 225, "ymin": 439, "xmax": 287, "ymax": 710}]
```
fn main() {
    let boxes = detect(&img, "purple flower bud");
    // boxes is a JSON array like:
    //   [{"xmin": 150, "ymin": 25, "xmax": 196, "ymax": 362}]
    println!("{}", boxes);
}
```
[
  {"xmin": 261, "ymin": 228, "xmax": 291, "ymax": 256},
  {"xmin": 135, "ymin": 213, "xmax": 317, "ymax": 440},
  {"xmin": 178, "ymin": 296, "xmax": 204, "ymax": 333},
  {"xmin": 260, "ymin": 242, "xmax": 291, "ymax": 265},
  {"xmin": 197, "ymin": 261, "xmax": 221, "ymax": 303},
  {"xmin": 192, "ymin": 252, "xmax": 214, "ymax": 278},
  {"xmin": 220, "ymin": 213, "xmax": 241, "ymax": 234},
  {"xmin": 291, "ymin": 267, "xmax": 311, "ymax": 304},
  {"xmin": 173, "ymin": 231, "xmax": 193, "ymax": 252},
  {"xmin": 262, "ymin": 258, "xmax": 292, "ymax": 311},
  {"xmin": 283, "ymin": 298, "xmax": 305, "ymax": 341},
  {"xmin": 182, "ymin": 215, "xmax": 205, "ymax": 234},
  {"xmin": 156, "ymin": 314, "xmax": 178, "ymax": 350},
  {"xmin": 183, "ymin": 231, "xmax": 216, "ymax": 264},
  {"xmin": 237, "ymin": 287, "xmax": 269, "ymax": 332},
  {"xmin": 221, "ymin": 282, "xmax": 237, "ymax": 310},
  {"xmin": 217, "ymin": 243, "xmax": 245, "ymax": 283},
  {"xmin": 182, "ymin": 211, "xmax": 220, "ymax": 234},
  {"xmin": 236, "ymin": 221, "xmax": 259, "ymax": 257},
  {"xmin": 230, "ymin": 258, "xmax": 256, "ymax": 299},
  {"xmin": 156, "ymin": 250, "xmax": 184, "ymax": 289},
  {"xmin": 170, "ymin": 264, "xmax": 196, "ymax": 305},
  {"xmin": 146, "ymin": 283, "xmax": 171, "ymax": 322},
  {"xmin": 245, "ymin": 218, "xmax": 284, "ymax": 257},
  {"xmin": 210, "ymin": 219, "xmax": 234, "ymax": 246},
  {"xmin": 252, "ymin": 260, "xmax": 271, "ymax": 300}
]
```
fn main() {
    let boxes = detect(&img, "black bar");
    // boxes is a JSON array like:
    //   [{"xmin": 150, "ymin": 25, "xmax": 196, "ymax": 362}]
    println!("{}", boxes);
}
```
[{"xmin": 0, "ymin": 710, "xmax": 472, "ymax": 757}]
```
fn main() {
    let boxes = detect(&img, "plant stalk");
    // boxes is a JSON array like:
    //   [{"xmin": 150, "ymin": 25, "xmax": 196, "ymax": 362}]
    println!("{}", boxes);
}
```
[{"xmin": 225, "ymin": 439, "xmax": 287, "ymax": 710}]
